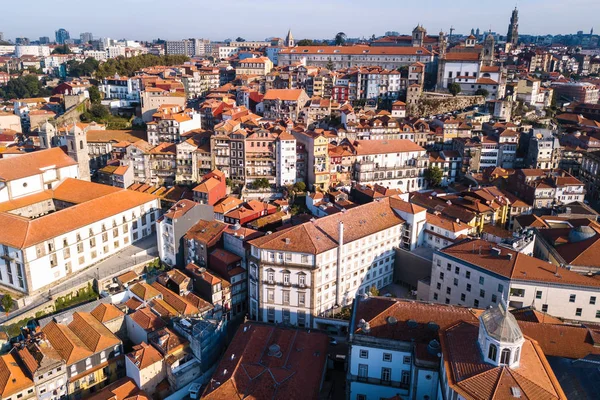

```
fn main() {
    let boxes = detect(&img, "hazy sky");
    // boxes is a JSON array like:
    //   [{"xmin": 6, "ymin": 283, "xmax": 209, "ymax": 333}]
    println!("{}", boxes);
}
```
[{"xmin": 2, "ymin": 0, "xmax": 598, "ymax": 41}]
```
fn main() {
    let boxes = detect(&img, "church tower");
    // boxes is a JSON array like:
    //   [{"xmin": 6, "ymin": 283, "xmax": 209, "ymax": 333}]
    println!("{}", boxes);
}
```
[
  {"xmin": 285, "ymin": 29, "xmax": 295, "ymax": 48},
  {"xmin": 39, "ymin": 121, "xmax": 56, "ymax": 149},
  {"xmin": 412, "ymin": 25, "xmax": 426, "ymax": 47},
  {"xmin": 507, "ymin": 7, "xmax": 519, "ymax": 48},
  {"xmin": 482, "ymin": 32, "xmax": 495, "ymax": 66},
  {"xmin": 66, "ymin": 125, "xmax": 91, "ymax": 181},
  {"xmin": 437, "ymin": 31, "xmax": 447, "ymax": 89}
]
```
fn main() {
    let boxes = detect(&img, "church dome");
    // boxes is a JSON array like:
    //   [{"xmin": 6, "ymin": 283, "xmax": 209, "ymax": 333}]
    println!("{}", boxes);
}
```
[
  {"xmin": 480, "ymin": 303, "xmax": 523, "ymax": 344},
  {"xmin": 568, "ymin": 226, "xmax": 596, "ymax": 243},
  {"xmin": 413, "ymin": 25, "xmax": 427, "ymax": 33}
]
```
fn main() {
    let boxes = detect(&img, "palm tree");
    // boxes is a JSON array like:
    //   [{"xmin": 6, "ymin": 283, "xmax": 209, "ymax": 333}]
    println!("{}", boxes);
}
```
[{"xmin": 335, "ymin": 32, "xmax": 347, "ymax": 46}]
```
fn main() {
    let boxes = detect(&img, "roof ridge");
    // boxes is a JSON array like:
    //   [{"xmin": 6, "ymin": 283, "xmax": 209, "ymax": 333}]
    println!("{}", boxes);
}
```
[{"xmin": 508, "ymin": 366, "xmax": 558, "ymax": 399}]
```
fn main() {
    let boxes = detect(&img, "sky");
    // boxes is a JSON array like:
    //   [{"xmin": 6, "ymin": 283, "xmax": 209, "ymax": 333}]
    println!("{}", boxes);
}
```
[{"xmin": 2, "ymin": 0, "xmax": 598, "ymax": 42}]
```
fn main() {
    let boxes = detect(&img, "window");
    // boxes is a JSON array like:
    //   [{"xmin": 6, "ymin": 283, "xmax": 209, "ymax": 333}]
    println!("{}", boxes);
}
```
[
  {"xmin": 298, "ymin": 292, "xmax": 305, "ymax": 306},
  {"xmin": 267, "ymin": 290, "xmax": 274, "ymax": 303},
  {"xmin": 436, "ymin": 282, "xmax": 441, "ymax": 290},
  {"xmin": 267, "ymin": 307, "xmax": 275, "ymax": 323},
  {"xmin": 455, "ymin": 266, "xmax": 460, "ymax": 274},
  {"xmin": 498, "ymin": 284, "xmax": 504, "ymax": 293},
  {"xmin": 500, "ymin": 348, "xmax": 511, "ymax": 364},
  {"xmin": 282, "ymin": 308, "xmax": 290, "ymax": 324},
  {"xmin": 267, "ymin": 271, "xmax": 274, "ymax": 283},
  {"xmin": 283, "ymin": 272, "xmax": 290, "ymax": 285},
  {"xmin": 439, "ymin": 272, "xmax": 444, "ymax": 280},
  {"xmin": 460, "ymin": 293, "xmax": 466, "ymax": 301},
  {"xmin": 474, "ymin": 299, "xmax": 479, "ymax": 308},
  {"xmin": 480, "ymin": 289, "xmax": 485, "ymax": 298},
  {"xmin": 591, "ymin": 296, "xmax": 596, "ymax": 305},
  {"xmin": 433, "ymin": 293, "xmax": 438, "ymax": 300},
  {"xmin": 466, "ymin": 271, "xmax": 471, "ymax": 279},
  {"xmin": 596, "ymin": 310, "xmax": 600, "ymax": 319},
  {"xmin": 479, "ymin": 276, "xmax": 485, "ymax": 285},
  {"xmin": 492, "ymin": 294, "xmax": 497, "ymax": 303},
  {"xmin": 359, "ymin": 349, "xmax": 369, "ymax": 359},
  {"xmin": 466, "ymin": 283, "xmax": 471, "ymax": 292},
  {"xmin": 446, "ymin": 287, "xmax": 451, "ymax": 295},
  {"xmin": 536, "ymin": 291, "xmax": 542, "ymax": 299},
  {"xmin": 283, "ymin": 291, "xmax": 290, "ymax": 304},
  {"xmin": 401, "ymin": 370, "xmax": 410, "ymax": 385},
  {"xmin": 569, "ymin": 294, "xmax": 576, "ymax": 303},
  {"xmin": 453, "ymin": 278, "xmax": 458, "ymax": 286},
  {"xmin": 381, "ymin": 367, "xmax": 392, "ymax": 382},
  {"xmin": 542, "ymin": 304, "xmax": 548, "ymax": 312},
  {"xmin": 382, "ymin": 353, "xmax": 392, "ymax": 362},
  {"xmin": 403, "ymin": 355, "xmax": 411, "ymax": 364},
  {"xmin": 488, "ymin": 343, "xmax": 498, "ymax": 361},
  {"xmin": 357, "ymin": 395, "xmax": 366, "ymax": 400},
  {"xmin": 576, "ymin": 308, "xmax": 582, "ymax": 317},
  {"xmin": 358, "ymin": 364, "xmax": 368, "ymax": 378},
  {"xmin": 446, "ymin": 263, "xmax": 451, "ymax": 271}
]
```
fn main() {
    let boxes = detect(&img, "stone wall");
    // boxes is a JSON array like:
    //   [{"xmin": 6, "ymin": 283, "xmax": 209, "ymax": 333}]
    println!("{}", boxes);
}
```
[{"xmin": 411, "ymin": 94, "xmax": 486, "ymax": 117}]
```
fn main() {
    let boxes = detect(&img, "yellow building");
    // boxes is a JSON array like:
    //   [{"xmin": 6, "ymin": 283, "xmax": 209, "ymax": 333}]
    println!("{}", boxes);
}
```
[
  {"xmin": 235, "ymin": 57, "xmax": 274, "ymax": 77},
  {"xmin": 292, "ymin": 129, "xmax": 330, "ymax": 190}
]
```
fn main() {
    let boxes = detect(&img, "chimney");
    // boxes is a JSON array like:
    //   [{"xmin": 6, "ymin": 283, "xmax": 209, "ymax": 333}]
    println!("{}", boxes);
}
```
[{"xmin": 336, "ymin": 221, "xmax": 344, "ymax": 306}]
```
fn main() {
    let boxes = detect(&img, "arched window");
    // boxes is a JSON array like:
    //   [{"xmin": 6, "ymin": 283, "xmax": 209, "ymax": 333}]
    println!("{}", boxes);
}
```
[
  {"xmin": 487, "ymin": 343, "xmax": 498, "ymax": 361},
  {"xmin": 79, "ymin": 140, "xmax": 84, "ymax": 150},
  {"xmin": 500, "ymin": 348, "xmax": 511, "ymax": 364}
]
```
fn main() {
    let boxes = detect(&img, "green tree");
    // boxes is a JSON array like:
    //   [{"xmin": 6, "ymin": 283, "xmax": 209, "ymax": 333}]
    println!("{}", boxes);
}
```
[
  {"xmin": 236, "ymin": 37, "xmax": 246, "ymax": 42},
  {"xmin": 293, "ymin": 181, "xmax": 306, "ymax": 193},
  {"xmin": 52, "ymin": 44, "xmax": 72, "ymax": 55},
  {"xmin": 325, "ymin": 59, "xmax": 335, "ymax": 71},
  {"xmin": 448, "ymin": 82, "xmax": 461, "ymax": 96},
  {"xmin": 90, "ymin": 103, "xmax": 110, "ymax": 119},
  {"xmin": 88, "ymin": 85, "xmax": 101, "ymax": 104},
  {"xmin": 475, "ymin": 88, "xmax": 489, "ymax": 97},
  {"xmin": 1, "ymin": 294, "xmax": 13, "ymax": 317},
  {"xmin": 334, "ymin": 32, "xmax": 347, "ymax": 46},
  {"xmin": 95, "ymin": 54, "xmax": 189, "ymax": 79},
  {"xmin": 253, "ymin": 178, "xmax": 270, "ymax": 189},
  {"xmin": 425, "ymin": 166, "xmax": 444, "ymax": 187},
  {"xmin": 296, "ymin": 39, "xmax": 315, "ymax": 46},
  {"xmin": 0, "ymin": 74, "xmax": 51, "ymax": 99}
]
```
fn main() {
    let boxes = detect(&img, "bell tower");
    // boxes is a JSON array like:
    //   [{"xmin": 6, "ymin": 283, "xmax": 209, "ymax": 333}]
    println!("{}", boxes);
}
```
[
  {"xmin": 482, "ymin": 32, "xmax": 495, "ymax": 66},
  {"xmin": 66, "ymin": 125, "xmax": 91, "ymax": 181}
]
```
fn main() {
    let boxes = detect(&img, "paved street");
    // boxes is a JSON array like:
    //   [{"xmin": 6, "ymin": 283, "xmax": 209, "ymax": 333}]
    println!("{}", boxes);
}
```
[{"xmin": 0, "ymin": 234, "xmax": 158, "ymax": 325}]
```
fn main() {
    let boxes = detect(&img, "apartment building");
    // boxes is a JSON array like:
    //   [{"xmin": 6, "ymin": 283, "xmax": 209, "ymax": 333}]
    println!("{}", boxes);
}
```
[
  {"xmin": 262, "ymin": 89, "xmax": 310, "ymax": 121},
  {"xmin": 349, "ymin": 139, "xmax": 429, "ymax": 192},
  {"xmin": 146, "ymin": 105, "xmax": 201, "ymax": 145},
  {"xmin": 292, "ymin": 129, "xmax": 331, "ymax": 190},
  {"xmin": 347, "ymin": 297, "xmax": 566, "ymax": 400},
  {"xmin": 235, "ymin": 56, "xmax": 273, "ymax": 77},
  {"xmin": 248, "ymin": 196, "xmax": 416, "ymax": 328},
  {"xmin": 526, "ymin": 129, "xmax": 561, "ymax": 169},
  {"xmin": 428, "ymin": 238, "xmax": 600, "ymax": 323},
  {"xmin": 43, "ymin": 312, "xmax": 123, "ymax": 399}
]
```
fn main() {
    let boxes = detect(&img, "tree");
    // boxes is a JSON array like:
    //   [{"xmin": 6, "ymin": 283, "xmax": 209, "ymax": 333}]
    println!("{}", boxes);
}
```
[
  {"xmin": 253, "ymin": 178, "xmax": 270, "ymax": 189},
  {"xmin": 0, "ymin": 74, "xmax": 51, "ymax": 99},
  {"xmin": 236, "ymin": 37, "xmax": 246, "ymax": 42},
  {"xmin": 297, "ymin": 39, "xmax": 315, "ymax": 46},
  {"xmin": 52, "ymin": 44, "xmax": 71, "ymax": 55},
  {"xmin": 369, "ymin": 286, "xmax": 380, "ymax": 296},
  {"xmin": 293, "ymin": 181, "xmax": 306, "ymax": 193},
  {"xmin": 334, "ymin": 32, "xmax": 347, "ymax": 46},
  {"xmin": 475, "ymin": 88, "xmax": 489, "ymax": 98},
  {"xmin": 88, "ymin": 85, "xmax": 101, "ymax": 104},
  {"xmin": 1, "ymin": 294, "xmax": 13, "ymax": 317},
  {"xmin": 425, "ymin": 166, "xmax": 444, "ymax": 187},
  {"xmin": 95, "ymin": 54, "xmax": 189, "ymax": 79},
  {"xmin": 67, "ymin": 57, "xmax": 99, "ymax": 77},
  {"xmin": 90, "ymin": 103, "xmax": 110, "ymax": 119},
  {"xmin": 448, "ymin": 82, "xmax": 462, "ymax": 96},
  {"xmin": 325, "ymin": 58, "xmax": 335, "ymax": 71}
]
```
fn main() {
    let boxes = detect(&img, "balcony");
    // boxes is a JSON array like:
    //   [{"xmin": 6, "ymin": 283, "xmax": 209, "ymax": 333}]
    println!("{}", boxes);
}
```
[{"xmin": 351, "ymin": 375, "xmax": 410, "ymax": 390}]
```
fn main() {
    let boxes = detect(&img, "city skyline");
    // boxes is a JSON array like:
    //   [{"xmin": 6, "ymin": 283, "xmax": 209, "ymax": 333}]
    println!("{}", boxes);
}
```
[{"xmin": 1, "ymin": 0, "xmax": 598, "ymax": 42}]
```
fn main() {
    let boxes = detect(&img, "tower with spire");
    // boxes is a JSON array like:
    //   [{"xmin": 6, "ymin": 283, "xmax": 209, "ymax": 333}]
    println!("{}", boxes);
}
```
[
  {"xmin": 507, "ymin": 7, "xmax": 519, "ymax": 48},
  {"xmin": 285, "ymin": 29, "xmax": 294, "ymax": 48}
]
